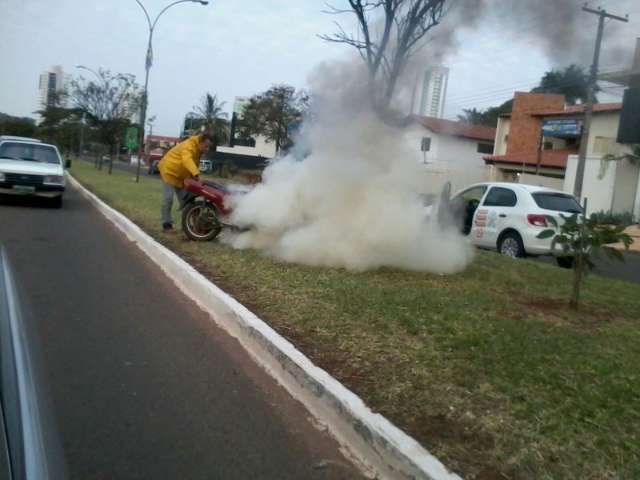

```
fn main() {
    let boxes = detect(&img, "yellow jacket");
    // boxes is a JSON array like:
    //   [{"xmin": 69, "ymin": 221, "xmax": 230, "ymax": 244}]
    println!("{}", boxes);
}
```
[{"xmin": 158, "ymin": 135, "xmax": 202, "ymax": 188}]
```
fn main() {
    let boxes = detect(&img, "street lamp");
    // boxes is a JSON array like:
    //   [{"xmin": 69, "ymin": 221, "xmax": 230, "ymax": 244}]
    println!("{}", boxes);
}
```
[{"xmin": 133, "ymin": 0, "xmax": 209, "ymax": 183}]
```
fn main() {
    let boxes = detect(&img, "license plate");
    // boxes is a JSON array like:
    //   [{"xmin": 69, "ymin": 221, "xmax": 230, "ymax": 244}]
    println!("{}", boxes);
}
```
[{"xmin": 12, "ymin": 185, "xmax": 36, "ymax": 193}]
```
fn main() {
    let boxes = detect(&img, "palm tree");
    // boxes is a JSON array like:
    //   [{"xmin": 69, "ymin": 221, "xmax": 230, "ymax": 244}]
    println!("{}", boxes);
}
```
[{"xmin": 192, "ymin": 93, "xmax": 229, "ymax": 153}]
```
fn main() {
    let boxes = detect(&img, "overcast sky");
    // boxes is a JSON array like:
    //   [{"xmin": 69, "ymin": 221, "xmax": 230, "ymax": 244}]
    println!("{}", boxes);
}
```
[{"xmin": 1, "ymin": 0, "xmax": 638, "ymax": 136}]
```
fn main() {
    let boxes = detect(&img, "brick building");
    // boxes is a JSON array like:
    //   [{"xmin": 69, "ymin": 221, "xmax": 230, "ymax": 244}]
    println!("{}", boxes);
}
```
[{"xmin": 483, "ymin": 92, "xmax": 623, "ymax": 188}]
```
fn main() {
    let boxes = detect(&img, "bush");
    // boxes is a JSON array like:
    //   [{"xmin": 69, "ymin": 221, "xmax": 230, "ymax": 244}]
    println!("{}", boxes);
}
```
[{"xmin": 590, "ymin": 210, "xmax": 635, "ymax": 226}]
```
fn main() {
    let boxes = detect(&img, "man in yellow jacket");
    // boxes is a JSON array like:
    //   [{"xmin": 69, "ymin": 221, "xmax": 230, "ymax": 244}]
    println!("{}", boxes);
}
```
[{"xmin": 158, "ymin": 132, "xmax": 212, "ymax": 231}]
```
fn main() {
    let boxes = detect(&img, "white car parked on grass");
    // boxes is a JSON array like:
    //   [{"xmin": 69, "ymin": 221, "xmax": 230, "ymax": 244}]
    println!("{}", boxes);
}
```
[
  {"xmin": 0, "ymin": 136, "xmax": 68, "ymax": 208},
  {"xmin": 444, "ymin": 182, "xmax": 582, "ymax": 267}
]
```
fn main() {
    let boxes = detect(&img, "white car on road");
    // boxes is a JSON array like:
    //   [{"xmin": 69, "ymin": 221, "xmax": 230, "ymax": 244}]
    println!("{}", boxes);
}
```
[
  {"xmin": 444, "ymin": 182, "xmax": 582, "ymax": 267},
  {"xmin": 0, "ymin": 137, "xmax": 68, "ymax": 208}
]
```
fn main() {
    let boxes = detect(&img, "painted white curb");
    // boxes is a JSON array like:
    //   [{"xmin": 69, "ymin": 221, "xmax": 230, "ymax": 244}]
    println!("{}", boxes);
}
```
[{"xmin": 68, "ymin": 174, "xmax": 462, "ymax": 480}]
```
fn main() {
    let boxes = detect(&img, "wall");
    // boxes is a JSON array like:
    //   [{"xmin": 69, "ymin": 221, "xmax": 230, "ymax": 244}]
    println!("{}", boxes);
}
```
[
  {"xmin": 493, "ymin": 117, "xmax": 511, "ymax": 155},
  {"xmin": 561, "ymin": 113, "xmax": 639, "ymax": 217},
  {"xmin": 612, "ymin": 159, "xmax": 640, "ymax": 214},
  {"xmin": 217, "ymin": 134, "xmax": 277, "ymax": 158},
  {"xmin": 404, "ymin": 126, "xmax": 440, "ymax": 164},
  {"xmin": 587, "ymin": 112, "xmax": 628, "ymax": 156},
  {"xmin": 418, "ymin": 165, "xmax": 490, "ymax": 194},
  {"xmin": 507, "ymin": 92, "xmax": 565, "ymax": 155},
  {"xmin": 518, "ymin": 173, "xmax": 563, "ymax": 190},
  {"xmin": 564, "ymin": 155, "xmax": 616, "ymax": 214},
  {"xmin": 404, "ymin": 126, "xmax": 491, "ymax": 193},
  {"xmin": 406, "ymin": 128, "xmax": 491, "ymax": 169}
]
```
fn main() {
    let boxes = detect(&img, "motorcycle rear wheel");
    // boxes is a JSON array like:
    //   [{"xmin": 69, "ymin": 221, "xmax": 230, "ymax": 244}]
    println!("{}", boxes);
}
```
[{"xmin": 182, "ymin": 202, "xmax": 222, "ymax": 241}]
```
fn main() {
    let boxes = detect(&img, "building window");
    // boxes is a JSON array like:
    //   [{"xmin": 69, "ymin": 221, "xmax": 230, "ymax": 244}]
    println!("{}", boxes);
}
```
[
  {"xmin": 421, "ymin": 137, "xmax": 431, "ymax": 152},
  {"xmin": 504, "ymin": 134, "xmax": 509, "ymax": 144},
  {"xmin": 477, "ymin": 142, "xmax": 493, "ymax": 154},
  {"xmin": 543, "ymin": 141, "xmax": 553, "ymax": 150}
]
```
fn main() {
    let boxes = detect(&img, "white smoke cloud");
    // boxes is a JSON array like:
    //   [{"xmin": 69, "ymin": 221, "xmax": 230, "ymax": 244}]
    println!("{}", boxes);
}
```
[{"xmin": 223, "ymin": 60, "xmax": 474, "ymax": 274}]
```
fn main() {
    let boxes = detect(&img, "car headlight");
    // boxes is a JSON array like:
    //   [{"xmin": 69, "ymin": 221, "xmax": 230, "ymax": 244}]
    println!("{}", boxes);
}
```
[
  {"xmin": 0, "ymin": 172, "xmax": 5, "ymax": 182},
  {"xmin": 43, "ymin": 175, "xmax": 65, "ymax": 186}
]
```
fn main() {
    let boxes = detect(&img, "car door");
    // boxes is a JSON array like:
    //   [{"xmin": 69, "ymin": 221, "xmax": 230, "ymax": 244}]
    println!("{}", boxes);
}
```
[
  {"xmin": 450, "ymin": 185, "xmax": 488, "ymax": 235},
  {"xmin": 472, "ymin": 186, "xmax": 518, "ymax": 248}
]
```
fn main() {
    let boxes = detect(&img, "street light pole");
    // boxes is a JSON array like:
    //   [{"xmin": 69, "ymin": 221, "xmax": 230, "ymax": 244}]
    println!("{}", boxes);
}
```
[{"xmin": 133, "ymin": 0, "xmax": 209, "ymax": 183}]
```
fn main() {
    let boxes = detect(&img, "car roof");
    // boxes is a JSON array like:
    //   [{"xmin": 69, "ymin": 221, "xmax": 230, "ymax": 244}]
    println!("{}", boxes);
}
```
[
  {"xmin": 0, "ymin": 135, "xmax": 42, "ymax": 143},
  {"xmin": 0, "ymin": 139, "xmax": 59, "ymax": 150},
  {"xmin": 462, "ymin": 182, "xmax": 571, "ymax": 196}
]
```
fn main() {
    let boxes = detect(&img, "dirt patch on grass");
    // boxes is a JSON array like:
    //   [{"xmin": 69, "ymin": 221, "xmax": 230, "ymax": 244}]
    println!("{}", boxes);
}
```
[
  {"xmin": 516, "ymin": 297, "xmax": 619, "ymax": 329},
  {"xmin": 413, "ymin": 413, "xmax": 505, "ymax": 480}
]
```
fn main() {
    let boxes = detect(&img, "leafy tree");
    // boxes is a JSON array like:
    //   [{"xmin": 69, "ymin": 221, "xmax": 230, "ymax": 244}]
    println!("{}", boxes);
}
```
[
  {"xmin": 459, "ymin": 64, "xmax": 597, "ymax": 127},
  {"xmin": 239, "ymin": 85, "xmax": 308, "ymax": 153},
  {"xmin": 537, "ymin": 214, "xmax": 632, "ymax": 310},
  {"xmin": 192, "ymin": 93, "xmax": 229, "ymax": 152},
  {"xmin": 0, "ymin": 113, "xmax": 37, "ymax": 138},
  {"xmin": 35, "ymin": 106, "xmax": 84, "ymax": 154},
  {"xmin": 321, "ymin": 0, "xmax": 448, "ymax": 116},
  {"xmin": 531, "ymin": 64, "xmax": 597, "ymax": 105},
  {"xmin": 457, "ymin": 100, "xmax": 513, "ymax": 127},
  {"xmin": 69, "ymin": 69, "xmax": 141, "ymax": 165}
]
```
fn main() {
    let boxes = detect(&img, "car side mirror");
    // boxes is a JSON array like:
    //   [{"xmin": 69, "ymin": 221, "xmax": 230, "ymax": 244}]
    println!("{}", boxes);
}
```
[{"xmin": 65, "ymin": 159, "xmax": 72, "ymax": 169}]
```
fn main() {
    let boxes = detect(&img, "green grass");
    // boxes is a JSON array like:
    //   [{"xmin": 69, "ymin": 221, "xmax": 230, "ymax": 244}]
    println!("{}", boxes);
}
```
[{"xmin": 70, "ymin": 159, "xmax": 640, "ymax": 480}]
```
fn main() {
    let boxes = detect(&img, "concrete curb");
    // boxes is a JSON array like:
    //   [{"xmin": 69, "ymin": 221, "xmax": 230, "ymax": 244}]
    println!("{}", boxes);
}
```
[{"xmin": 67, "ymin": 174, "xmax": 462, "ymax": 480}]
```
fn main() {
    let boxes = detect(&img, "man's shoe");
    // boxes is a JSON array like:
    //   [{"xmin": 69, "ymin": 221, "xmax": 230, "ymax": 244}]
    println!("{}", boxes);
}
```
[{"xmin": 162, "ymin": 223, "xmax": 174, "ymax": 231}]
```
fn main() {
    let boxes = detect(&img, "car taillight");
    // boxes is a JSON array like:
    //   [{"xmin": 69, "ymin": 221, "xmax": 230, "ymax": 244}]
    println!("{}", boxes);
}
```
[{"xmin": 527, "ymin": 214, "xmax": 547, "ymax": 227}]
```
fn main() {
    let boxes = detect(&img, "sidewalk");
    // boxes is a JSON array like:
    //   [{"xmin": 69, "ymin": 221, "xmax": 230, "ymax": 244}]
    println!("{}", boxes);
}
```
[{"xmin": 612, "ymin": 225, "xmax": 640, "ymax": 253}]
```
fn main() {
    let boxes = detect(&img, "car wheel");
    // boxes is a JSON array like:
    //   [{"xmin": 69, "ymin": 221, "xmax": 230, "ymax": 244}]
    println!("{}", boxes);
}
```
[
  {"xmin": 498, "ymin": 231, "xmax": 525, "ymax": 258},
  {"xmin": 556, "ymin": 256, "xmax": 574, "ymax": 269}
]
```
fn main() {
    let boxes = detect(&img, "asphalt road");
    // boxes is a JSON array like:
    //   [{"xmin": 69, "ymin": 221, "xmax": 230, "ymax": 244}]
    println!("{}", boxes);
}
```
[
  {"xmin": 0, "ymin": 187, "xmax": 364, "ymax": 480},
  {"xmin": 536, "ymin": 251, "xmax": 640, "ymax": 284}
]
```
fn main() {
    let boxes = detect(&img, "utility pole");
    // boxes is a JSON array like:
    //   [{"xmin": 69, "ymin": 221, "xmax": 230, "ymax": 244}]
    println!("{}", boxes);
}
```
[{"xmin": 573, "ymin": 5, "xmax": 628, "ymax": 201}]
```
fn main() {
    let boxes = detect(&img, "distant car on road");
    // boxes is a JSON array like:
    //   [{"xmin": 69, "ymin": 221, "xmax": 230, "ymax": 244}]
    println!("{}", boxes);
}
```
[
  {"xmin": 0, "ymin": 138, "xmax": 68, "ymax": 208},
  {"xmin": 441, "ymin": 182, "xmax": 582, "ymax": 267}
]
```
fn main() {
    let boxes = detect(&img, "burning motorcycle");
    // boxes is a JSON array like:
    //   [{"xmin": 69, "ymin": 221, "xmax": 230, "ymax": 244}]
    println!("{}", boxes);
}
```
[{"xmin": 181, "ymin": 178, "xmax": 247, "ymax": 241}]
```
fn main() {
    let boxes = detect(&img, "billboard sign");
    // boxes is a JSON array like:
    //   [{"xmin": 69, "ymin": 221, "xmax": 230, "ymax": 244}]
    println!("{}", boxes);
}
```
[
  {"xmin": 542, "ymin": 119, "xmax": 582, "ymax": 137},
  {"xmin": 125, "ymin": 127, "xmax": 138, "ymax": 150}
]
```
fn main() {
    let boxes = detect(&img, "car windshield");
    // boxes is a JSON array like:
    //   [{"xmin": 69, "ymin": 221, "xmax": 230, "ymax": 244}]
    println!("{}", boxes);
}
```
[
  {"xmin": 532, "ymin": 192, "xmax": 583, "ymax": 213},
  {"xmin": 0, "ymin": 142, "xmax": 60, "ymax": 164}
]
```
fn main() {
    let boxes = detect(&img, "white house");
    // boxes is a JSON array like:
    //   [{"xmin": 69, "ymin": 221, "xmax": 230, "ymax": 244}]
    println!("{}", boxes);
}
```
[
  {"xmin": 408, "ymin": 115, "xmax": 496, "ymax": 191},
  {"xmin": 562, "ymin": 109, "xmax": 640, "ymax": 218},
  {"xmin": 216, "ymin": 135, "xmax": 277, "ymax": 159}
]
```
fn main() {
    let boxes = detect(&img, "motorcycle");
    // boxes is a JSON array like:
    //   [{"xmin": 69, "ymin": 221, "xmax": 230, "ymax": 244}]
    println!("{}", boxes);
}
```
[{"xmin": 181, "ymin": 178, "xmax": 237, "ymax": 241}]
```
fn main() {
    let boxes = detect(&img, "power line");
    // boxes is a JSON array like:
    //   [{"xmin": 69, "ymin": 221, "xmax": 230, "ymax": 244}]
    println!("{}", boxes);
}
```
[{"xmin": 444, "ymin": 65, "xmax": 627, "ymax": 106}]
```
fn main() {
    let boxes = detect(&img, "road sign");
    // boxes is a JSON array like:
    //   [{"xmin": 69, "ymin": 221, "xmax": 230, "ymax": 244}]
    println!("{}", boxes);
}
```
[{"xmin": 125, "ymin": 127, "xmax": 138, "ymax": 150}]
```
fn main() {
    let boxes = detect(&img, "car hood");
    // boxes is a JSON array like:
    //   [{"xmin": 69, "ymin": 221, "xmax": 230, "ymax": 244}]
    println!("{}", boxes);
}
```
[{"xmin": 0, "ymin": 158, "xmax": 63, "ymax": 176}]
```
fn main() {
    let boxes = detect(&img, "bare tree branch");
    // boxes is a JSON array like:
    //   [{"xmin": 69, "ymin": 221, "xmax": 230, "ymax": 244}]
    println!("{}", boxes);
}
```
[{"xmin": 321, "ymin": 0, "xmax": 447, "ymax": 116}]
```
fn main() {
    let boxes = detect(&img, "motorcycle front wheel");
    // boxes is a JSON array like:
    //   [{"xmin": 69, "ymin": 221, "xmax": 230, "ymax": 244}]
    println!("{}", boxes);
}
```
[{"xmin": 182, "ymin": 201, "xmax": 222, "ymax": 241}]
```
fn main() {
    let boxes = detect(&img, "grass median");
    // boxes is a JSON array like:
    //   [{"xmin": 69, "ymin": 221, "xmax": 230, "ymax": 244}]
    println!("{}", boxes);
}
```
[{"xmin": 70, "ymin": 159, "xmax": 640, "ymax": 480}]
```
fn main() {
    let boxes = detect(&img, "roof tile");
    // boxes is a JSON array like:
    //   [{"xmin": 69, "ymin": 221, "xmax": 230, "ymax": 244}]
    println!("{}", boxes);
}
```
[{"xmin": 412, "ymin": 115, "xmax": 496, "ymax": 141}]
